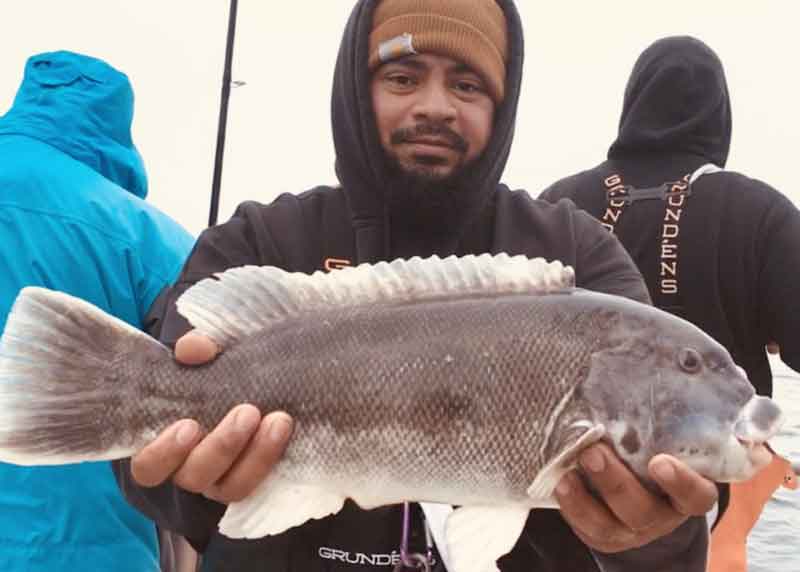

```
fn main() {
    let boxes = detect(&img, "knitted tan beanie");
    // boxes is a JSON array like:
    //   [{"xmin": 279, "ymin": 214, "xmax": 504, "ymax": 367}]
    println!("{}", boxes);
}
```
[{"xmin": 368, "ymin": 0, "xmax": 508, "ymax": 102}]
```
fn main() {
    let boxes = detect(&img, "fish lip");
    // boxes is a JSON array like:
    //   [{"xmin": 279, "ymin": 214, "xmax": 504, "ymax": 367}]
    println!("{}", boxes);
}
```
[
  {"xmin": 733, "ymin": 395, "xmax": 784, "ymax": 444},
  {"xmin": 730, "ymin": 396, "xmax": 784, "ymax": 476}
]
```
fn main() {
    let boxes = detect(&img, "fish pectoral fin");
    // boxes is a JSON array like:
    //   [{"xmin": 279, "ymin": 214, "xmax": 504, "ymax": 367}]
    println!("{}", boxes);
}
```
[
  {"xmin": 219, "ymin": 475, "xmax": 345, "ymax": 539},
  {"xmin": 445, "ymin": 505, "xmax": 529, "ymax": 572},
  {"xmin": 526, "ymin": 424, "xmax": 605, "ymax": 505}
]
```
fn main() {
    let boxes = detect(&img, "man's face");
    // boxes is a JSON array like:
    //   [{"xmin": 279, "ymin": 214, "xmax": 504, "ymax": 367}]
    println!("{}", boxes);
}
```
[{"xmin": 371, "ymin": 53, "xmax": 496, "ymax": 181}]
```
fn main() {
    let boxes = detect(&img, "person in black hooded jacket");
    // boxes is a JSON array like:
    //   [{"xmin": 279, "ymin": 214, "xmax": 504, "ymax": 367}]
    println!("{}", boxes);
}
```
[
  {"xmin": 539, "ymin": 34, "xmax": 800, "ymax": 571},
  {"xmin": 115, "ymin": 5, "xmax": 719, "ymax": 572},
  {"xmin": 539, "ymin": 35, "xmax": 800, "ymax": 400}
]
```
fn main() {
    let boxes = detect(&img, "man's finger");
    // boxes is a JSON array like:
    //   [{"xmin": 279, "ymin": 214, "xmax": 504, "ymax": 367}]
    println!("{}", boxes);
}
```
[
  {"xmin": 209, "ymin": 412, "xmax": 294, "ymax": 502},
  {"xmin": 556, "ymin": 471, "xmax": 637, "ymax": 553},
  {"xmin": 131, "ymin": 419, "xmax": 203, "ymax": 487},
  {"xmin": 578, "ymin": 443, "xmax": 668, "ymax": 531},
  {"xmin": 175, "ymin": 330, "xmax": 220, "ymax": 366},
  {"xmin": 173, "ymin": 404, "xmax": 261, "ymax": 493},
  {"xmin": 649, "ymin": 454, "xmax": 718, "ymax": 516}
]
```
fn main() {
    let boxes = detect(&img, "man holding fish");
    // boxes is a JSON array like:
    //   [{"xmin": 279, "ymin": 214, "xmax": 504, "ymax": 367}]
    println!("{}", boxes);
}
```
[
  {"xmin": 115, "ymin": 1, "xmax": 728, "ymax": 570},
  {"xmin": 0, "ymin": 1, "xmax": 769, "ymax": 571}
]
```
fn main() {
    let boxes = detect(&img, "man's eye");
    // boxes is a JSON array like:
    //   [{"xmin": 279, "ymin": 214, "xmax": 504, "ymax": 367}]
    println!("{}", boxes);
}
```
[
  {"xmin": 387, "ymin": 74, "xmax": 415, "ymax": 87},
  {"xmin": 454, "ymin": 81, "xmax": 483, "ymax": 94}
]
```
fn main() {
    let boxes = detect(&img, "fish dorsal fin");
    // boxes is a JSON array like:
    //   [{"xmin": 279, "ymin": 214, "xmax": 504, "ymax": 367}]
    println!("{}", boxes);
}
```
[{"xmin": 177, "ymin": 254, "xmax": 575, "ymax": 347}]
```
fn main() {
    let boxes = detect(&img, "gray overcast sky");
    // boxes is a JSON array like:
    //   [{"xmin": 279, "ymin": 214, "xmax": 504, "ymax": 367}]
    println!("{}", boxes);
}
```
[{"xmin": 2, "ymin": 1, "xmax": 798, "ymax": 236}]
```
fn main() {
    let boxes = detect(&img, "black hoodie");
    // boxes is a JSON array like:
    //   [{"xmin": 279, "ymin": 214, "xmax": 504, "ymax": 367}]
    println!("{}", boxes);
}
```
[
  {"xmin": 540, "ymin": 35, "xmax": 800, "ymax": 398},
  {"xmin": 114, "ymin": 5, "xmax": 716, "ymax": 572}
]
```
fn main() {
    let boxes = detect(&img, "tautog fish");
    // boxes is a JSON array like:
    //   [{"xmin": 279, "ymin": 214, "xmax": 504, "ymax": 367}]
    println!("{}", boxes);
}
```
[{"xmin": 0, "ymin": 254, "xmax": 783, "ymax": 572}]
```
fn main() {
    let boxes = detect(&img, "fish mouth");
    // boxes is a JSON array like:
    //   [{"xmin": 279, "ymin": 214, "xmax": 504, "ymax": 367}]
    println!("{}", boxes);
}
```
[
  {"xmin": 733, "ymin": 396, "xmax": 783, "ymax": 444},
  {"xmin": 732, "ymin": 396, "xmax": 783, "ymax": 474},
  {"xmin": 666, "ymin": 397, "xmax": 784, "ymax": 482}
]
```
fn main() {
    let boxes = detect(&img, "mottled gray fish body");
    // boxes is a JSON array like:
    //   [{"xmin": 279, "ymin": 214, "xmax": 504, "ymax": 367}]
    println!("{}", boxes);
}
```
[
  {"xmin": 139, "ymin": 292, "xmax": 614, "ymax": 505},
  {"xmin": 0, "ymin": 254, "xmax": 784, "ymax": 572}
]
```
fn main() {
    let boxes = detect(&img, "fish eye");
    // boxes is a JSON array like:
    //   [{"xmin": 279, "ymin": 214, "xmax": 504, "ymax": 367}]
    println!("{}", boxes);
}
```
[{"xmin": 678, "ymin": 348, "xmax": 703, "ymax": 374}]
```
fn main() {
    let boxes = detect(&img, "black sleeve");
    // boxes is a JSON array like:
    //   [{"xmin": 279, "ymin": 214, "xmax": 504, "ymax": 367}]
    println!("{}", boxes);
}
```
[
  {"xmin": 757, "ymin": 193, "xmax": 800, "ymax": 373},
  {"xmin": 572, "ymin": 208, "xmax": 651, "ymax": 304},
  {"xmin": 140, "ymin": 285, "xmax": 172, "ymax": 341},
  {"xmin": 537, "ymin": 173, "xmax": 581, "ymax": 204},
  {"xmin": 592, "ymin": 516, "xmax": 709, "ymax": 572},
  {"xmin": 113, "ymin": 201, "xmax": 286, "ymax": 550},
  {"xmin": 494, "ymin": 190, "xmax": 650, "ymax": 305},
  {"xmin": 537, "ymin": 182, "xmax": 567, "ymax": 204},
  {"xmin": 112, "ymin": 458, "xmax": 226, "ymax": 552}
]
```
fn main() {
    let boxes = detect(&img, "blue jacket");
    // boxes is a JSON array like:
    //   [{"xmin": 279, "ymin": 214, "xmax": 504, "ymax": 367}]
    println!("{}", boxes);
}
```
[{"xmin": 0, "ymin": 51, "xmax": 194, "ymax": 571}]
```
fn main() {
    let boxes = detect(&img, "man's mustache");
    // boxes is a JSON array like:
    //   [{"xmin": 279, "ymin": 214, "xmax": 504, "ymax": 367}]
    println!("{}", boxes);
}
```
[{"xmin": 390, "ymin": 122, "xmax": 468, "ymax": 153}]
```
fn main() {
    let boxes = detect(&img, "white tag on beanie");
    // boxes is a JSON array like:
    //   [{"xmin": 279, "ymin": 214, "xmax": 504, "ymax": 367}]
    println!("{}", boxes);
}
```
[{"xmin": 378, "ymin": 33, "xmax": 417, "ymax": 62}]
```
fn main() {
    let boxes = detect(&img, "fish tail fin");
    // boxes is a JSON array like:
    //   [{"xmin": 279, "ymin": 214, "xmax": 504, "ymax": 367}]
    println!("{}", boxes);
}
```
[{"xmin": 0, "ymin": 287, "xmax": 168, "ymax": 466}]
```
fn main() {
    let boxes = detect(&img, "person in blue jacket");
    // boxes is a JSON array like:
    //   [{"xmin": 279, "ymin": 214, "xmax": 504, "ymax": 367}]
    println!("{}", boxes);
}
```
[{"xmin": 0, "ymin": 51, "xmax": 194, "ymax": 571}]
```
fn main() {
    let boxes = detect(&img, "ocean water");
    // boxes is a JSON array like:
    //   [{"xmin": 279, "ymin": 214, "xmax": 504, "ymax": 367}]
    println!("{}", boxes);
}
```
[{"xmin": 748, "ymin": 356, "xmax": 800, "ymax": 571}]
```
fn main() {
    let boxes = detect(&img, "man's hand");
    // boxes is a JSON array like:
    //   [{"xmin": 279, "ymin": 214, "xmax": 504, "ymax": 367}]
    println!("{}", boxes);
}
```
[
  {"xmin": 130, "ymin": 331, "xmax": 294, "ymax": 503},
  {"xmin": 555, "ymin": 443, "xmax": 718, "ymax": 553}
]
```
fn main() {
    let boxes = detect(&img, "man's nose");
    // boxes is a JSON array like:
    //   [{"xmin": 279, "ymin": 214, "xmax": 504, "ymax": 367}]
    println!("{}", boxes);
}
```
[{"xmin": 411, "ymin": 82, "xmax": 456, "ymax": 123}]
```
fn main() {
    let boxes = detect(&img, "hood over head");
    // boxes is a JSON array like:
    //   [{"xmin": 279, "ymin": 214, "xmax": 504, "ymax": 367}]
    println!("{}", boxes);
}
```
[
  {"xmin": 608, "ymin": 36, "xmax": 731, "ymax": 167},
  {"xmin": 0, "ymin": 50, "xmax": 148, "ymax": 198},
  {"xmin": 331, "ymin": 0, "xmax": 524, "ymax": 263}
]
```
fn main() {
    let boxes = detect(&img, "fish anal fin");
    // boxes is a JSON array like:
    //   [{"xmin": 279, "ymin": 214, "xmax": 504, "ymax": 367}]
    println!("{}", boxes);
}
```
[
  {"xmin": 219, "ymin": 475, "xmax": 345, "ymax": 539},
  {"xmin": 445, "ymin": 505, "xmax": 530, "ymax": 572}
]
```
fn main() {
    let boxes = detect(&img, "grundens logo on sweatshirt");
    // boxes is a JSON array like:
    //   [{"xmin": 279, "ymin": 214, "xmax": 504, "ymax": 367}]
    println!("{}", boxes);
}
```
[
  {"xmin": 324, "ymin": 258, "xmax": 352, "ymax": 271},
  {"xmin": 318, "ymin": 547, "xmax": 437, "ymax": 567},
  {"xmin": 601, "ymin": 173, "xmax": 689, "ymax": 297}
]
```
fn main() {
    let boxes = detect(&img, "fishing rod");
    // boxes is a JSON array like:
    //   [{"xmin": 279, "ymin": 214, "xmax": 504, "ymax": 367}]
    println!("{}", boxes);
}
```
[{"xmin": 208, "ymin": 0, "xmax": 240, "ymax": 227}]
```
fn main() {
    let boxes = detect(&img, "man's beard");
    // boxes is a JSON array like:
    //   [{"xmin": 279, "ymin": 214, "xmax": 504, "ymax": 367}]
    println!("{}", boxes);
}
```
[
  {"xmin": 384, "ymin": 120, "xmax": 477, "ymax": 241},
  {"xmin": 385, "ymin": 150, "xmax": 472, "ymax": 240}
]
